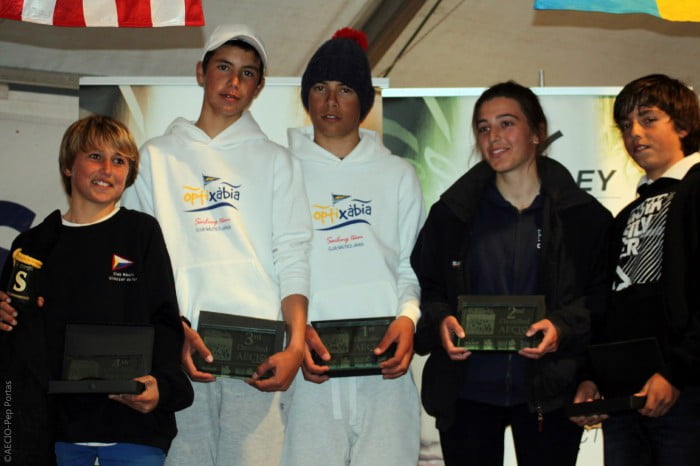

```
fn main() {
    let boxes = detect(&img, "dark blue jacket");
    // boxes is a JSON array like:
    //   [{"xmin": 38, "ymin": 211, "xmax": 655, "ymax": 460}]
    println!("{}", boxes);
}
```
[{"xmin": 411, "ymin": 157, "xmax": 612, "ymax": 430}]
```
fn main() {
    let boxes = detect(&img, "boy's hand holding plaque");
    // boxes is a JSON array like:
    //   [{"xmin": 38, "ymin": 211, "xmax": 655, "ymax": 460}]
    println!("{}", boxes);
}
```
[
  {"xmin": 194, "ymin": 311, "xmax": 285, "ymax": 379},
  {"xmin": 454, "ymin": 295, "xmax": 546, "ymax": 351},
  {"xmin": 566, "ymin": 337, "xmax": 664, "ymax": 417},
  {"xmin": 48, "ymin": 323, "xmax": 152, "ymax": 395},
  {"xmin": 310, "ymin": 317, "xmax": 396, "ymax": 377}
]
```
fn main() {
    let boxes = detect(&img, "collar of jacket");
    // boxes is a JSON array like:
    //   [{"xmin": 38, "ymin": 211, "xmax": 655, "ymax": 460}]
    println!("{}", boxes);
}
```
[{"xmin": 439, "ymin": 157, "xmax": 592, "ymax": 223}]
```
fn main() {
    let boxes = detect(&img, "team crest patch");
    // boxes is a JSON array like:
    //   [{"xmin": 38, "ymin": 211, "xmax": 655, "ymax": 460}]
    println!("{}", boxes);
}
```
[
  {"xmin": 111, "ymin": 254, "xmax": 134, "ymax": 271},
  {"xmin": 109, "ymin": 254, "xmax": 138, "ymax": 283}
]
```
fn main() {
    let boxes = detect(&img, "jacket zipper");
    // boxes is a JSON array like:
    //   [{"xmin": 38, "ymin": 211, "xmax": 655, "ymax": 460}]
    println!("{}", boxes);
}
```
[{"xmin": 505, "ymin": 353, "xmax": 512, "ymax": 405}]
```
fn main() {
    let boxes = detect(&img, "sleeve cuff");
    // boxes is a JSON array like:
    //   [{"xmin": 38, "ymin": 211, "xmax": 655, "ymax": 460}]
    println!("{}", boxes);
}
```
[{"xmin": 398, "ymin": 302, "xmax": 421, "ymax": 330}]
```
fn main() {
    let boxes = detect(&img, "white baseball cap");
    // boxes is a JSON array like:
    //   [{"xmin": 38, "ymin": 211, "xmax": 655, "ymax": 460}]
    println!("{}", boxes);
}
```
[{"xmin": 201, "ymin": 24, "xmax": 268, "ymax": 73}]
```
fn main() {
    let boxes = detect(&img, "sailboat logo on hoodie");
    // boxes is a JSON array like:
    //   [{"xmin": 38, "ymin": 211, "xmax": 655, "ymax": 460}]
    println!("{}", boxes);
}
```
[
  {"xmin": 182, "ymin": 175, "xmax": 241, "ymax": 212},
  {"xmin": 312, "ymin": 193, "xmax": 372, "ymax": 231}
]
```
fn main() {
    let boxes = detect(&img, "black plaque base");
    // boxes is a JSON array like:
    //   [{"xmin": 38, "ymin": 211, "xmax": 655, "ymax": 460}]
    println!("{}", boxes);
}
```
[
  {"xmin": 311, "ymin": 317, "xmax": 395, "ymax": 377},
  {"xmin": 49, "ymin": 323, "xmax": 154, "ymax": 395},
  {"xmin": 48, "ymin": 380, "xmax": 146, "ymax": 395},
  {"xmin": 455, "ymin": 295, "xmax": 545, "ymax": 351},
  {"xmin": 565, "ymin": 396, "xmax": 646, "ymax": 417},
  {"xmin": 195, "ymin": 311, "xmax": 285, "ymax": 379}
]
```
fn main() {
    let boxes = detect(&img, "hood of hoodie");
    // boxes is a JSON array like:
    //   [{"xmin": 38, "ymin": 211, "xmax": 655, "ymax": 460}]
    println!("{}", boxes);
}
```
[
  {"xmin": 288, "ymin": 126, "xmax": 391, "ymax": 165},
  {"xmin": 164, "ymin": 111, "xmax": 269, "ymax": 150}
]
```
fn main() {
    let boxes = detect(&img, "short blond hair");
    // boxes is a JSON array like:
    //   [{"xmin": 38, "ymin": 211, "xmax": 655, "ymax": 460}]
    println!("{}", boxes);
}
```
[{"xmin": 59, "ymin": 115, "xmax": 139, "ymax": 196}]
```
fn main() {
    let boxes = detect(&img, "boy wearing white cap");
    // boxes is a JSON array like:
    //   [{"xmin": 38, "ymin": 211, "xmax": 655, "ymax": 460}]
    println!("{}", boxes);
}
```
[{"xmin": 122, "ymin": 24, "xmax": 311, "ymax": 465}]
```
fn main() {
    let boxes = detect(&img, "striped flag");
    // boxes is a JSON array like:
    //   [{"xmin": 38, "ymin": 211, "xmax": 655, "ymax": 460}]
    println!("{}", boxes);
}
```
[
  {"xmin": 0, "ymin": 0, "xmax": 204, "ymax": 27},
  {"xmin": 534, "ymin": 0, "xmax": 700, "ymax": 22}
]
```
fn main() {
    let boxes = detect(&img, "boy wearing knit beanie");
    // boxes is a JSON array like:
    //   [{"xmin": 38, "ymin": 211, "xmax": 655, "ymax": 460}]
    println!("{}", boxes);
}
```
[
  {"xmin": 122, "ymin": 24, "xmax": 311, "ymax": 466},
  {"xmin": 281, "ymin": 28, "xmax": 423, "ymax": 465}
]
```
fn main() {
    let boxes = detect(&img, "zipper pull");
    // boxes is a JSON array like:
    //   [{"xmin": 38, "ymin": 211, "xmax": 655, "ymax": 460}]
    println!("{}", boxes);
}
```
[{"xmin": 537, "ymin": 405, "xmax": 544, "ymax": 432}]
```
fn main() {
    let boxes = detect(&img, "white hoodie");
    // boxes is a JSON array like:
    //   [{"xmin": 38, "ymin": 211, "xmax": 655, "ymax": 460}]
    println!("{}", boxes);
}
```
[
  {"xmin": 288, "ymin": 126, "xmax": 424, "ymax": 326},
  {"xmin": 123, "ymin": 112, "xmax": 311, "ymax": 327}
]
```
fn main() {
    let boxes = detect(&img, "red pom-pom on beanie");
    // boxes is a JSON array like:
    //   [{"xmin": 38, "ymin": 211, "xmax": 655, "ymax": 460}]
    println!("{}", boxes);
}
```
[{"xmin": 332, "ymin": 27, "xmax": 369, "ymax": 51}]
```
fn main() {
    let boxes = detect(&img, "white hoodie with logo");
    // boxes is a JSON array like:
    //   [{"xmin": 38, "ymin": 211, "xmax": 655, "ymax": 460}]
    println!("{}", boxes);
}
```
[
  {"xmin": 122, "ymin": 112, "xmax": 311, "ymax": 327},
  {"xmin": 280, "ymin": 126, "xmax": 424, "ymax": 465},
  {"xmin": 288, "ymin": 126, "xmax": 423, "ymax": 326}
]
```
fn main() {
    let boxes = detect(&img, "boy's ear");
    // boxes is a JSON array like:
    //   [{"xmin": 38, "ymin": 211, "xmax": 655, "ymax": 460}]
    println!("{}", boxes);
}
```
[
  {"xmin": 63, "ymin": 168, "xmax": 72, "ymax": 176},
  {"xmin": 195, "ymin": 61, "xmax": 205, "ymax": 87},
  {"xmin": 677, "ymin": 127, "xmax": 689, "ymax": 139},
  {"xmin": 253, "ymin": 76, "xmax": 265, "ymax": 98}
]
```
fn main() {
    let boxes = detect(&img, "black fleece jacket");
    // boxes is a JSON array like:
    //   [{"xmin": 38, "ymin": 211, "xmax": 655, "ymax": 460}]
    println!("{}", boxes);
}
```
[
  {"xmin": 1, "ymin": 209, "xmax": 193, "ymax": 454},
  {"xmin": 608, "ymin": 163, "xmax": 700, "ymax": 390},
  {"xmin": 411, "ymin": 157, "xmax": 612, "ymax": 431}
]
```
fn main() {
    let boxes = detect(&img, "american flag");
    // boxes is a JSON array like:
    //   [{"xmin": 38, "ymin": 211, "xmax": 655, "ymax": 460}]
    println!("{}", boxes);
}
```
[{"xmin": 0, "ymin": 0, "xmax": 204, "ymax": 27}]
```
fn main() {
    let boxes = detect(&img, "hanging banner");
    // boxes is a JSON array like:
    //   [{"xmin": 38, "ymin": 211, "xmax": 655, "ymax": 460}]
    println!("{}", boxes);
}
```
[
  {"xmin": 534, "ymin": 0, "xmax": 700, "ymax": 23},
  {"xmin": 0, "ymin": 0, "xmax": 205, "ymax": 27}
]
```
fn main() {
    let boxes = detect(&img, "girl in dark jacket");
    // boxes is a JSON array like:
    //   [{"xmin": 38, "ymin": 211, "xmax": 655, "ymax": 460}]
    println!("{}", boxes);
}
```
[{"xmin": 411, "ymin": 81, "xmax": 612, "ymax": 466}]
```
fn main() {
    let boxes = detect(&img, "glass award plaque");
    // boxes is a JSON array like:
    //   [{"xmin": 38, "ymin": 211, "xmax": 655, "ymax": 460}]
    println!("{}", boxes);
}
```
[
  {"xmin": 455, "ymin": 295, "xmax": 546, "ymax": 351},
  {"xmin": 194, "ymin": 311, "xmax": 285, "ymax": 379},
  {"xmin": 311, "ymin": 316, "xmax": 395, "ymax": 377},
  {"xmin": 48, "ymin": 323, "xmax": 152, "ymax": 394}
]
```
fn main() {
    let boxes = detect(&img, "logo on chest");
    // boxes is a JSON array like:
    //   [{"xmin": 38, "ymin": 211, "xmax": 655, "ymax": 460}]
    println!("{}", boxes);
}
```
[
  {"xmin": 109, "ymin": 254, "xmax": 137, "ymax": 283},
  {"xmin": 311, "ymin": 193, "xmax": 373, "ymax": 231},
  {"xmin": 182, "ymin": 174, "xmax": 241, "ymax": 213}
]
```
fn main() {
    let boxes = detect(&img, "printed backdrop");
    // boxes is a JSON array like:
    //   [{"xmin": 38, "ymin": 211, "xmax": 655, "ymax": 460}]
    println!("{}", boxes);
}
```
[{"xmin": 382, "ymin": 87, "xmax": 642, "ymax": 216}]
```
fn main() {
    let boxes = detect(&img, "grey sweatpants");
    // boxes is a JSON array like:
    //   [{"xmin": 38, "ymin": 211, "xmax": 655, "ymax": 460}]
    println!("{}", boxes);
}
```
[
  {"xmin": 165, "ymin": 378, "xmax": 284, "ymax": 466},
  {"xmin": 281, "ymin": 372, "xmax": 420, "ymax": 466}
]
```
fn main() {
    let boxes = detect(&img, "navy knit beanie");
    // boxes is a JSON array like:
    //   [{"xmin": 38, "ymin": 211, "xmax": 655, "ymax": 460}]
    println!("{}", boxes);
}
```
[{"xmin": 301, "ymin": 28, "xmax": 375, "ymax": 121}]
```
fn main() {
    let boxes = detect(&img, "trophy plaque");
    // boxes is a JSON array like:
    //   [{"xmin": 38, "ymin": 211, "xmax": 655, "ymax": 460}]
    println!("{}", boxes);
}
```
[
  {"xmin": 566, "ymin": 337, "xmax": 663, "ymax": 416},
  {"xmin": 566, "ymin": 395, "xmax": 647, "ymax": 417},
  {"xmin": 455, "ymin": 295, "xmax": 546, "ymax": 351},
  {"xmin": 48, "ymin": 323, "xmax": 152, "ymax": 394},
  {"xmin": 311, "ymin": 316, "xmax": 395, "ymax": 377},
  {"xmin": 194, "ymin": 311, "xmax": 285, "ymax": 379}
]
